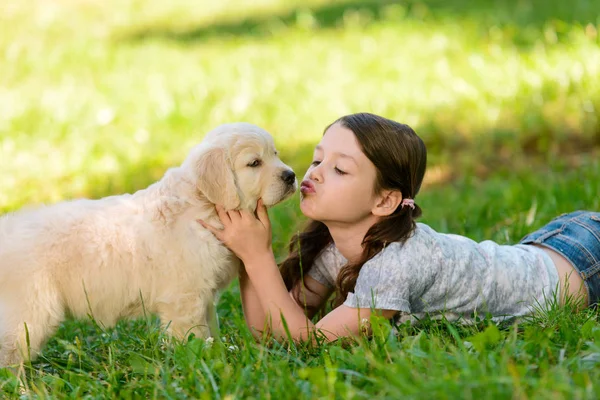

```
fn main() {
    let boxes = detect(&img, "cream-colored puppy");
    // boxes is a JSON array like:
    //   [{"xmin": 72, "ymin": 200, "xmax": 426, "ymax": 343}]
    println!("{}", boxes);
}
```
[{"xmin": 0, "ymin": 122, "xmax": 297, "ymax": 366}]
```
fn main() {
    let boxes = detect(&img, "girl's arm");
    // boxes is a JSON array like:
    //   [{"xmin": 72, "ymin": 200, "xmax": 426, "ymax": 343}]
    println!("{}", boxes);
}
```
[
  {"xmin": 290, "ymin": 275, "xmax": 333, "ymax": 320},
  {"xmin": 200, "ymin": 201, "xmax": 396, "ymax": 342},
  {"xmin": 242, "ymin": 250, "xmax": 396, "ymax": 341},
  {"xmin": 240, "ymin": 256, "xmax": 333, "ymax": 337},
  {"xmin": 238, "ymin": 267, "xmax": 268, "ymax": 338}
]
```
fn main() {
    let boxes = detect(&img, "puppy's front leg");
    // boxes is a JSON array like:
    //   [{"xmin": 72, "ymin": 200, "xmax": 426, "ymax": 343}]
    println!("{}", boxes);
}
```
[
  {"xmin": 0, "ymin": 293, "xmax": 64, "ymax": 367},
  {"xmin": 157, "ymin": 295, "xmax": 212, "ymax": 340},
  {"xmin": 206, "ymin": 300, "xmax": 220, "ymax": 339}
]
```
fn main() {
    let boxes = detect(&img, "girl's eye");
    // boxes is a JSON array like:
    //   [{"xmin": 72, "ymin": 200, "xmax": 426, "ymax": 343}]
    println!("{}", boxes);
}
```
[
  {"xmin": 334, "ymin": 167, "xmax": 347, "ymax": 175},
  {"xmin": 311, "ymin": 160, "xmax": 321, "ymax": 166},
  {"xmin": 247, "ymin": 159, "xmax": 262, "ymax": 167}
]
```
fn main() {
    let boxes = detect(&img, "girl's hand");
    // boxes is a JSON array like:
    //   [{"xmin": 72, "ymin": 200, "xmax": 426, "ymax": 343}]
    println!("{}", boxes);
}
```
[{"xmin": 198, "ymin": 199, "xmax": 273, "ymax": 263}]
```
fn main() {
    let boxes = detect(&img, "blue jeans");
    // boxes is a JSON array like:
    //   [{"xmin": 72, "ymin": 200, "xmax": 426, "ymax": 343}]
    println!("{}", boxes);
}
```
[{"xmin": 519, "ymin": 211, "xmax": 600, "ymax": 307}]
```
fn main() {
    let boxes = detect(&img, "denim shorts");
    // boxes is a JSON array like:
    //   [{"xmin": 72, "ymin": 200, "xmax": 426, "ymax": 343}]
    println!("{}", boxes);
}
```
[{"xmin": 519, "ymin": 210, "xmax": 600, "ymax": 307}]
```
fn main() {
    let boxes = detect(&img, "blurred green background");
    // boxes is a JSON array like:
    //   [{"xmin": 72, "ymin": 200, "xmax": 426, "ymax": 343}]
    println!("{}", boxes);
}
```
[
  {"xmin": 2, "ymin": 1, "xmax": 600, "ymax": 397},
  {"xmin": 1, "ymin": 0, "xmax": 599, "ymax": 249}
]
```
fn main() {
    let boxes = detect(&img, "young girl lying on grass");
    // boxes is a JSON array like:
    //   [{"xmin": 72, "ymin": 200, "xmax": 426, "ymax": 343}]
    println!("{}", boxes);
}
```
[{"xmin": 199, "ymin": 112, "xmax": 599, "ymax": 342}]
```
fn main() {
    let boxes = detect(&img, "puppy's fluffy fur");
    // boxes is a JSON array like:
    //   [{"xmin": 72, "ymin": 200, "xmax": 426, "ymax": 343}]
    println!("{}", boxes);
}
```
[{"xmin": 0, "ymin": 123, "xmax": 296, "ymax": 366}]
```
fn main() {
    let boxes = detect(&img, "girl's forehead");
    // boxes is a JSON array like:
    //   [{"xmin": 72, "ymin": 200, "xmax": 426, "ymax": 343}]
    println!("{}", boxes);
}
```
[{"xmin": 318, "ymin": 124, "xmax": 362, "ymax": 154}]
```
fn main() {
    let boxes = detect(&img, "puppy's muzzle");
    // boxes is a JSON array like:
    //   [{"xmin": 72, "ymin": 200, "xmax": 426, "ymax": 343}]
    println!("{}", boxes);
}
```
[{"xmin": 281, "ymin": 170, "xmax": 296, "ymax": 186}]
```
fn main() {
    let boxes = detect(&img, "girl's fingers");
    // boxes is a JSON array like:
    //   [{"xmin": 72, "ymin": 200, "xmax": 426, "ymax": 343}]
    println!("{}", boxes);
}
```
[
  {"xmin": 256, "ymin": 199, "xmax": 270, "ymax": 228},
  {"xmin": 227, "ymin": 209, "xmax": 242, "ymax": 222},
  {"xmin": 197, "ymin": 219, "xmax": 223, "ymax": 241},
  {"xmin": 237, "ymin": 209, "xmax": 249, "ymax": 220},
  {"xmin": 215, "ymin": 204, "xmax": 231, "ymax": 225}
]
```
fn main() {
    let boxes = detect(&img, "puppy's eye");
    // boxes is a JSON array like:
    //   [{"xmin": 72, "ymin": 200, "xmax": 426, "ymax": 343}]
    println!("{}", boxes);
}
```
[{"xmin": 247, "ymin": 159, "xmax": 262, "ymax": 168}]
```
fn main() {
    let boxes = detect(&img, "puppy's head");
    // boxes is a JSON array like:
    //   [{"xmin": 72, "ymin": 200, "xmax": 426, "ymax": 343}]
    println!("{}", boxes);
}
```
[{"xmin": 187, "ymin": 123, "xmax": 297, "ymax": 210}]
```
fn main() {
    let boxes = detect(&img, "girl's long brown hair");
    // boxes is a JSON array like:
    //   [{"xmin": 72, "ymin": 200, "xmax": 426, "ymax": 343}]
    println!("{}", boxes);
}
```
[{"xmin": 280, "ymin": 113, "xmax": 427, "ymax": 309}]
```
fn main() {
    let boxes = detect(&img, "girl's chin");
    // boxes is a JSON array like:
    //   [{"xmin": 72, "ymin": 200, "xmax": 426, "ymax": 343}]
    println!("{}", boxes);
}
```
[
  {"xmin": 299, "ymin": 198, "xmax": 316, "ymax": 217},
  {"xmin": 299, "ymin": 201, "xmax": 329, "ymax": 223}
]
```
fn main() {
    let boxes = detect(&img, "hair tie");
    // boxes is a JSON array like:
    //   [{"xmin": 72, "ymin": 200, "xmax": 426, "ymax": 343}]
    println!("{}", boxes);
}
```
[{"xmin": 401, "ymin": 198, "xmax": 415, "ymax": 210}]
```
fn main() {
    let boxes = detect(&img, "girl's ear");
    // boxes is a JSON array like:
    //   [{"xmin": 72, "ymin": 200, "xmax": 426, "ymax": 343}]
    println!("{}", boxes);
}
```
[{"xmin": 372, "ymin": 190, "xmax": 402, "ymax": 217}]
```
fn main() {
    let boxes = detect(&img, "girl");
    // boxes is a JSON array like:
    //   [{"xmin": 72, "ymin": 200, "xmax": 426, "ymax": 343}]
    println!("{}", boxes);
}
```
[{"xmin": 199, "ymin": 113, "xmax": 599, "ymax": 342}]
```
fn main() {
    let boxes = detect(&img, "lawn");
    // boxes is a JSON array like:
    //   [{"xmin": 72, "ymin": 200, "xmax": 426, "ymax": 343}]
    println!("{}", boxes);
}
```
[{"xmin": 1, "ymin": 0, "xmax": 600, "ymax": 398}]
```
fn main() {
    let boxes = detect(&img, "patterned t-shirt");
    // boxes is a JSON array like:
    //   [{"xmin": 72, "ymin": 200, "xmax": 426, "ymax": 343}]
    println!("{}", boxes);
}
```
[{"xmin": 308, "ymin": 223, "xmax": 560, "ymax": 322}]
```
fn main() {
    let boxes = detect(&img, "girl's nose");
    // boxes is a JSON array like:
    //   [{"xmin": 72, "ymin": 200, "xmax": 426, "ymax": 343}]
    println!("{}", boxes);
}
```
[{"xmin": 308, "ymin": 164, "xmax": 323, "ymax": 182}]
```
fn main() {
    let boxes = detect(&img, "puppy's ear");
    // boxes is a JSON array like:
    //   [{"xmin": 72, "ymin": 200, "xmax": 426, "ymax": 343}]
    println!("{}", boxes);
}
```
[{"xmin": 196, "ymin": 147, "xmax": 240, "ymax": 210}]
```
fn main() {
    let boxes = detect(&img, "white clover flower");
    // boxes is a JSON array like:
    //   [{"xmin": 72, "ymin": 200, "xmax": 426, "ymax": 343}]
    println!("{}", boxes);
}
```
[{"xmin": 227, "ymin": 345, "xmax": 239, "ymax": 352}]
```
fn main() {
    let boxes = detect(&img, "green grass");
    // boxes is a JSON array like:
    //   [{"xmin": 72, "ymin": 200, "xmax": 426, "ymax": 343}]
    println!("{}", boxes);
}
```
[{"xmin": 1, "ymin": 0, "xmax": 600, "ymax": 398}]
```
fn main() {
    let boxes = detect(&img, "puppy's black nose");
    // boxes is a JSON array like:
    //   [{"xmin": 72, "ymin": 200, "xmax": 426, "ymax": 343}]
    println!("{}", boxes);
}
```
[{"xmin": 281, "ymin": 170, "xmax": 296, "ymax": 185}]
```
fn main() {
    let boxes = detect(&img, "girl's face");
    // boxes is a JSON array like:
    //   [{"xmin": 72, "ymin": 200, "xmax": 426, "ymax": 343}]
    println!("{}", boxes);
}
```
[{"xmin": 300, "ymin": 122, "xmax": 380, "ymax": 225}]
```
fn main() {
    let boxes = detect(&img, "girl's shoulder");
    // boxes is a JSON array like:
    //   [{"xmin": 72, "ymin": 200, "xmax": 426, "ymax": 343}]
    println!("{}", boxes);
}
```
[
  {"xmin": 308, "ymin": 243, "xmax": 348, "ymax": 288},
  {"xmin": 388, "ymin": 222, "xmax": 442, "ymax": 251},
  {"xmin": 312, "ymin": 243, "xmax": 347, "ymax": 273},
  {"xmin": 324, "ymin": 223, "xmax": 443, "ymax": 261},
  {"xmin": 354, "ymin": 222, "xmax": 443, "ymax": 269},
  {"xmin": 316, "ymin": 223, "xmax": 446, "ymax": 270}
]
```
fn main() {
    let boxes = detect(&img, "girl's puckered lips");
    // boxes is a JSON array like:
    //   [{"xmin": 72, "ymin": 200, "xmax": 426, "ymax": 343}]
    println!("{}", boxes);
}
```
[{"xmin": 300, "ymin": 180, "xmax": 316, "ymax": 194}]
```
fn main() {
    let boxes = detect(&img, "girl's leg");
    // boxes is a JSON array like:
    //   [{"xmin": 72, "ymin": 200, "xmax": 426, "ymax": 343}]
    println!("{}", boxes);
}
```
[{"xmin": 533, "ymin": 244, "xmax": 589, "ymax": 309}]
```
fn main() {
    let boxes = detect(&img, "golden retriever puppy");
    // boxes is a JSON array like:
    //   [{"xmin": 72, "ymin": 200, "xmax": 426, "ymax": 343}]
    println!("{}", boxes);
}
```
[{"xmin": 0, "ymin": 122, "xmax": 297, "ymax": 366}]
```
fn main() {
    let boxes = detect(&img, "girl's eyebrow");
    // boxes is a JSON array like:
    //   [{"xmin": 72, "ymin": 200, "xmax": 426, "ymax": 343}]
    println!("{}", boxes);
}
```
[{"xmin": 314, "ymin": 145, "xmax": 358, "ymax": 166}]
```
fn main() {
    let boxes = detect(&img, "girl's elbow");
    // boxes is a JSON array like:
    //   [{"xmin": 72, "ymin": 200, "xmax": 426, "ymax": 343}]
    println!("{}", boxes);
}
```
[{"xmin": 247, "ymin": 324, "xmax": 271, "ymax": 341}]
